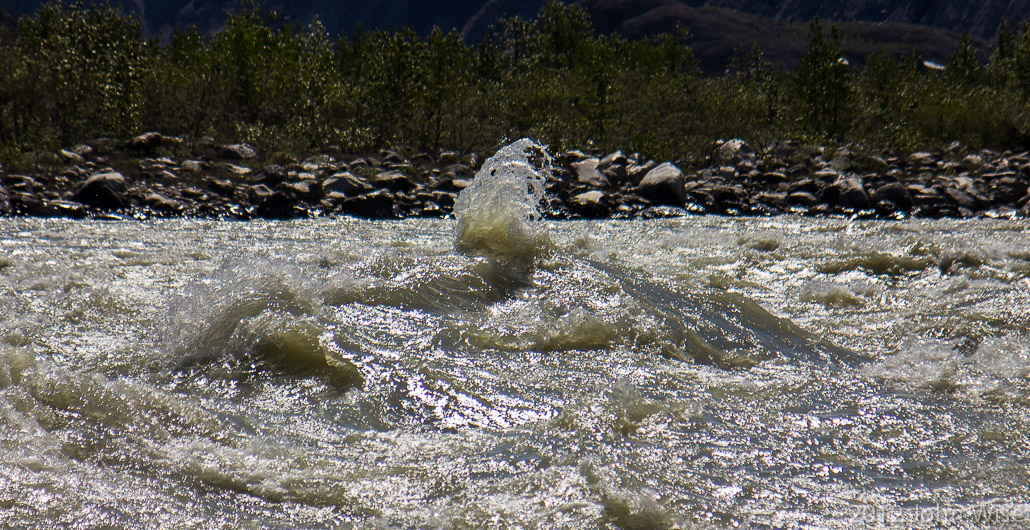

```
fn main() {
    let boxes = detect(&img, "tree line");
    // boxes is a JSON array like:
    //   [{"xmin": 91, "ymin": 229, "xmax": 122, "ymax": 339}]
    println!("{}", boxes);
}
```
[{"xmin": 1, "ymin": 0, "xmax": 1029, "ymax": 167}]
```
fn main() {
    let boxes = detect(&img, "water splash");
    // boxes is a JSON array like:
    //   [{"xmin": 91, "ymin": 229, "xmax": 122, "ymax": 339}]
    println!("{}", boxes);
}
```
[{"xmin": 453, "ymin": 139, "xmax": 551, "ymax": 264}]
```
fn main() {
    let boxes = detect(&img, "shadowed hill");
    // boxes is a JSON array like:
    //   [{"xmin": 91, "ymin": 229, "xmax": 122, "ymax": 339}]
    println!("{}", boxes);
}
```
[{"xmin": 574, "ymin": 0, "xmax": 988, "ymax": 72}]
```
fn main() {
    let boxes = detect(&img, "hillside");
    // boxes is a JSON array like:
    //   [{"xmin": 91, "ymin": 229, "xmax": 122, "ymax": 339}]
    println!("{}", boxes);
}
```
[{"xmin": 0, "ymin": 0, "xmax": 1003, "ymax": 71}]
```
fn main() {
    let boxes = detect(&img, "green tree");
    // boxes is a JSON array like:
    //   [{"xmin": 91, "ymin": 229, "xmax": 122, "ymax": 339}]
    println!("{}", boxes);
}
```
[
  {"xmin": 792, "ymin": 20, "xmax": 852, "ymax": 139},
  {"xmin": 946, "ymin": 32, "xmax": 983, "ymax": 87}
]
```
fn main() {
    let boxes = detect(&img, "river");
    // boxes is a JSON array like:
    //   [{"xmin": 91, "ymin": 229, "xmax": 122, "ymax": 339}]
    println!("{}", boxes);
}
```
[{"xmin": 1, "ymin": 141, "xmax": 1029, "ymax": 529}]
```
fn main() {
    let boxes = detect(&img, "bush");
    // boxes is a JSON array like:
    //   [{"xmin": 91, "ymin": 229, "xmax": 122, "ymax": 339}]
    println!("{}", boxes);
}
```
[{"xmin": 0, "ymin": 0, "xmax": 1028, "ymax": 166}]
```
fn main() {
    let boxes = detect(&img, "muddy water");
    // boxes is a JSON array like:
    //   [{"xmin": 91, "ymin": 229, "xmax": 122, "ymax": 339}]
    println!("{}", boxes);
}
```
[{"xmin": 1, "ymin": 142, "xmax": 1029, "ymax": 529}]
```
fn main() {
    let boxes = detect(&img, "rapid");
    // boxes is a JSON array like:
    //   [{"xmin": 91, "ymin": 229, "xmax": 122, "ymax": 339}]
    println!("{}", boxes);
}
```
[{"xmin": 1, "ymin": 140, "xmax": 1029, "ymax": 529}]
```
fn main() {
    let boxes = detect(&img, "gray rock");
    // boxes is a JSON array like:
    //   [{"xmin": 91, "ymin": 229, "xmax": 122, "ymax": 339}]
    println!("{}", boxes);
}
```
[
  {"xmin": 254, "ymin": 191, "xmax": 298, "ymax": 219},
  {"xmin": 338, "ymin": 189, "xmax": 396, "ymax": 218},
  {"xmin": 908, "ymin": 152, "xmax": 936, "ymax": 167},
  {"xmin": 637, "ymin": 162, "xmax": 686, "ymax": 206},
  {"xmin": 571, "ymin": 158, "xmax": 609, "ymax": 187},
  {"xmin": 248, "ymin": 184, "xmax": 274, "ymax": 203},
  {"xmin": 787, "ymin": 191, "xmax": 819, "ymax": 207},
  {"xmin": 820, "ymin": 177, "xmax": 870, "ymax": 210},
  {"xmin": 944, "ymin": 187, "xmax": 980, "ymax": 210},
  {"xmin": 371, "ymin": 170, "xmax": 412, "ymax": 191},
  {"xmin": 145, "ymin": 193, "xmax": 184, "ymax": 214},
  {"xmin": 73, "ymin": 172, "xmax": 128, "ymax": 210},
  {"xmin": 206, "ymin": 178, "xmax": 235, "ymax": 198},
  {"xmin": 569, "ymin": 190, "xmax": 610, "ymax": 218},
  {"xmin": 626, "ymin": 161, "xmax": 655, "ymax": 184},
  {"xmin": 220, "ymin": 143, "xmax": 257, "ymax": 161},
  {"xmin": 125, "ymin": 132, "xmax": 163, "ymax": 152},
  {"xmin": 871, "ymin": 183, "xmax": 913, "ymax": 211},
  {"xmin": 282, "ymin": 180, "xmax": 321, "ymax": 202},
  {"xmin": 181, "ymin": 160, "xmax": 204, "ymax": 172},
  {"xmin": 254, "ymin": 165, "xmax": 287, "ymax": 188},
  {"xmin": 28, "ymin": 199, "xmax": 86, "ymax": 219},
  {"xmin": 715, "ymin": 139, "xmax": 755, "ymax": 164},
  {"xmin": 59, "ymin": 149, "xmax": 85, "ymax": 164},
  {"xmin": 599, "ymin": 150, "xmax": 628, "ymax": 170}
]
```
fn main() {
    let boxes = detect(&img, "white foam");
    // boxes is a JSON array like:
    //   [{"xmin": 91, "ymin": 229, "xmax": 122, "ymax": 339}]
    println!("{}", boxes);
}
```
[{"xmin": 453, "ymin": 139, "xmax": 551, "ymax": 263}]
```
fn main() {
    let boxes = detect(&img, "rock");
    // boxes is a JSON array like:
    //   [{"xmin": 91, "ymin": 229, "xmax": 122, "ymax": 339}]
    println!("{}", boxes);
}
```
[
  {"xmin": 988, "ymin": 176, "xmax": 1028, "ymax": 204},
  {"xmin": 181, "ymin": 160, "xmax": 204, "ymax": 172},
  {"xmin": 254, "ymin": 165, "xmax": 287, "ymax": 188},
  {"xmin": 571, "ymin": 158, "xmax": 609, "ymax": 187},
  {"xmin": 125, "ymin": 132, "xmax": 163, "ymax": 153},
  {"xmin": 323, "ymin": 172, "xmax": 372, "ymax": 196},
  {"xmin": 715, "ymin": 139, "xmax": 755, "ymax": 164},
  {"xmin": 944, "ymin": 187, "xmax": 980, "ymax": 210},
  {"xmin": 27, "ymin": 199, "xmax": 86, "ymax": 219},
  {"xmin": 248, "ymin": 184, "xmax": 274, "ymax": 203},
  {"xmin": 253, "ymin": 191, "xmax": 298, "ymax": 219},
  {"xmin": 820, "ymin": 177, "xmax": 870, "ymax": 210},
  {"xmin": 438, "ymin": 151, "xmax": 461, "ymax": 166},
  {"xmin": 338, "ymin": 189, "xmax": 396, "ymax": 218},
  {"xmin": 599, "ymin": 150, "xmax": 628, "ymax": 169},
  {"xmin": 569, "ymin": 190, "xmax": 611, "ymax": 218},
  {"xmin": 220, "ymin": 143, "xmax": 257, "ymax": 161},
  {"xmin": 144, "ymin": 193, "xmax": 184, "ymax": 214},
  {"xmin": 962, "ymin": 154, "xmax": 985, "ymax": 170},
  {"xmin": 59, "ymin": 149, "xmax": 85, "ymax": 164},
  {"xmin": 908, "ymin": 152, "xmax": 936, "ymax": 167},
  {"xmin": 788, "ymin": 179, "xmax": 820, "ymax": 194},
  {"xmin": 637, "ymin": 162, "xmax": 685, "ymax": 206},
  {"xmin": 626, "ymin": 161, "xmax": 655, "ymax": 184},
  {"xmin": 371, "ymin": 170, "xmax": 412, "ymax": 191},
  {"xmin": 787, "ymin": 191, "xmax": 819, "ymax": 207},
  {"xmin": 563, "ymin": 149, "xmax": 592, "ymax": 163},
  {"xmin": 755, "ymin": 171, "xmax": 788, "ymax": 185},
  {"xmin": 282, "ymin": 180, "xmax": 321, "ymax": 202},
  {"xmin": 871, "ymin": 182, "xmax": 913, "ymax": 211},
  {"xmin": 206, "ymin": 178, "xmax": 235, "ymax": 198},
  {"xmin": 73, "ymin": 171, "xmax": 127, "ymax": 210}
]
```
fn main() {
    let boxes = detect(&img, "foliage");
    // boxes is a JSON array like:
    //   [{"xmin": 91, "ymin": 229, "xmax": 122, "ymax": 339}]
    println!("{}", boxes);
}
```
[{"xmin": 0, "ymin": 0, "xmax": 1028, "ymax": 165}]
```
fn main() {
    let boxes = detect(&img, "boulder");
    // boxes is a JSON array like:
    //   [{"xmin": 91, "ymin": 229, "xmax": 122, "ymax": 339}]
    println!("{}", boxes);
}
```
[
  {"xmin": 715, "ymin": 139, "xmax": 755, "ymax": 164},
  {"xmin": 144, "ymin": 193, "xmax": 184, "ymax": 214},
  {"xmin": 820, "ymin": 177, "xmax": 870, "ymax": 210},
  {"xmin": 206, "ymin": 178, "xmax": 236, "ymax": 198},
  {"xmin": 371, "ymin": 170, "xmax": 412, "ymax": 191},
  {"xmin": 871, "ymin": 182, "xmax": 913, "ymax": 211},
  {"xmin": 73, "ymin": 171, "xmax": 127, "ymax": 210},
  {"xmin": 787, "ymin": 191, "xmax": 819, "ymax": 207},
  {"xmin": 571, "ymin": 158, "xmax": 609, "ymax": 187},
  {"xmin": 125, "ymin": 132, "xmax": 163, "ymax": 153},
  {"xmin": 253, "ymin": 191, "xmax": 298, "ymax": 220},
  {"xmin": 944, "ymin": 187, "xmax": 980, "ymax": 210},
  {"xmin": 636, "ymin": 162, "xmax": 686, "ymax": 206},
  {"xmin": 323, "ymin": 172, "xmax": 372, "ymax": 196},
  {"xmin": 220, "ymin": 143, "xmax": 257, "ymax": 161},
  {"xmin": 59, "ymin": 149, "xmax": 85, "ymax": 164},
  {"xmin": 282, "ymin": 180, "xmax": 321, "ymax": 202},
  {"xmin": 248, "ymin": 184, "xmax": 274, "ymax": 203},
  {"xmin": 569, "ymin": 190, "xmax": 611, "ymax": 218},
  {"xmin": 27, "ymin": 199, "xmax": 86, "ymax": 219},
  {"xmin": 338, "ymin": 189, "xmax": 396, "ymax": 218},
  {"xmin": 908, "ymin": 152, "xmax": 936, "ymax": 167},
  {"xmin": 254, "ymin": 165, "xmax": 287, "ymax": 188}
]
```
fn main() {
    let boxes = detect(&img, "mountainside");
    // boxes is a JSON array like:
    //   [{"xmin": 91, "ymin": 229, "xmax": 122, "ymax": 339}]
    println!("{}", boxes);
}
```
[
  {"xmin": 4, "ymin": 0, "xmax": 1027, "ymax": 39},
  {"xmin": 687, "ymin": 0, "xmax": 1030, "ymax": 39},
  {"xmin": 0, "ymin": 0, "xmax": 1003, "ymax": 71}
]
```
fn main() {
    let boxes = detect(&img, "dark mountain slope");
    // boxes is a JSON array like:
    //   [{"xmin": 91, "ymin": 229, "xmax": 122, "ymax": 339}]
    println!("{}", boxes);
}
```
[{"xmin": 0, "ymin": 0, "xmax": 995, "ymax": 71}]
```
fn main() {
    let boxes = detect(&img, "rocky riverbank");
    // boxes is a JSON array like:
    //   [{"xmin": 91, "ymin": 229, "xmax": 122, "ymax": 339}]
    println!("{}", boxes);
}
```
[{"xmin": 1, "ymin": 133, "xmax": 1029, "ymax": 221}]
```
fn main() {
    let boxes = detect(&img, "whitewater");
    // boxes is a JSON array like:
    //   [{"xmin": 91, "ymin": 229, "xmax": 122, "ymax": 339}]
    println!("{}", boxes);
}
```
[{"xmin": 1, "ymin": 140, "xmax": 1029, "ymax": 529}]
